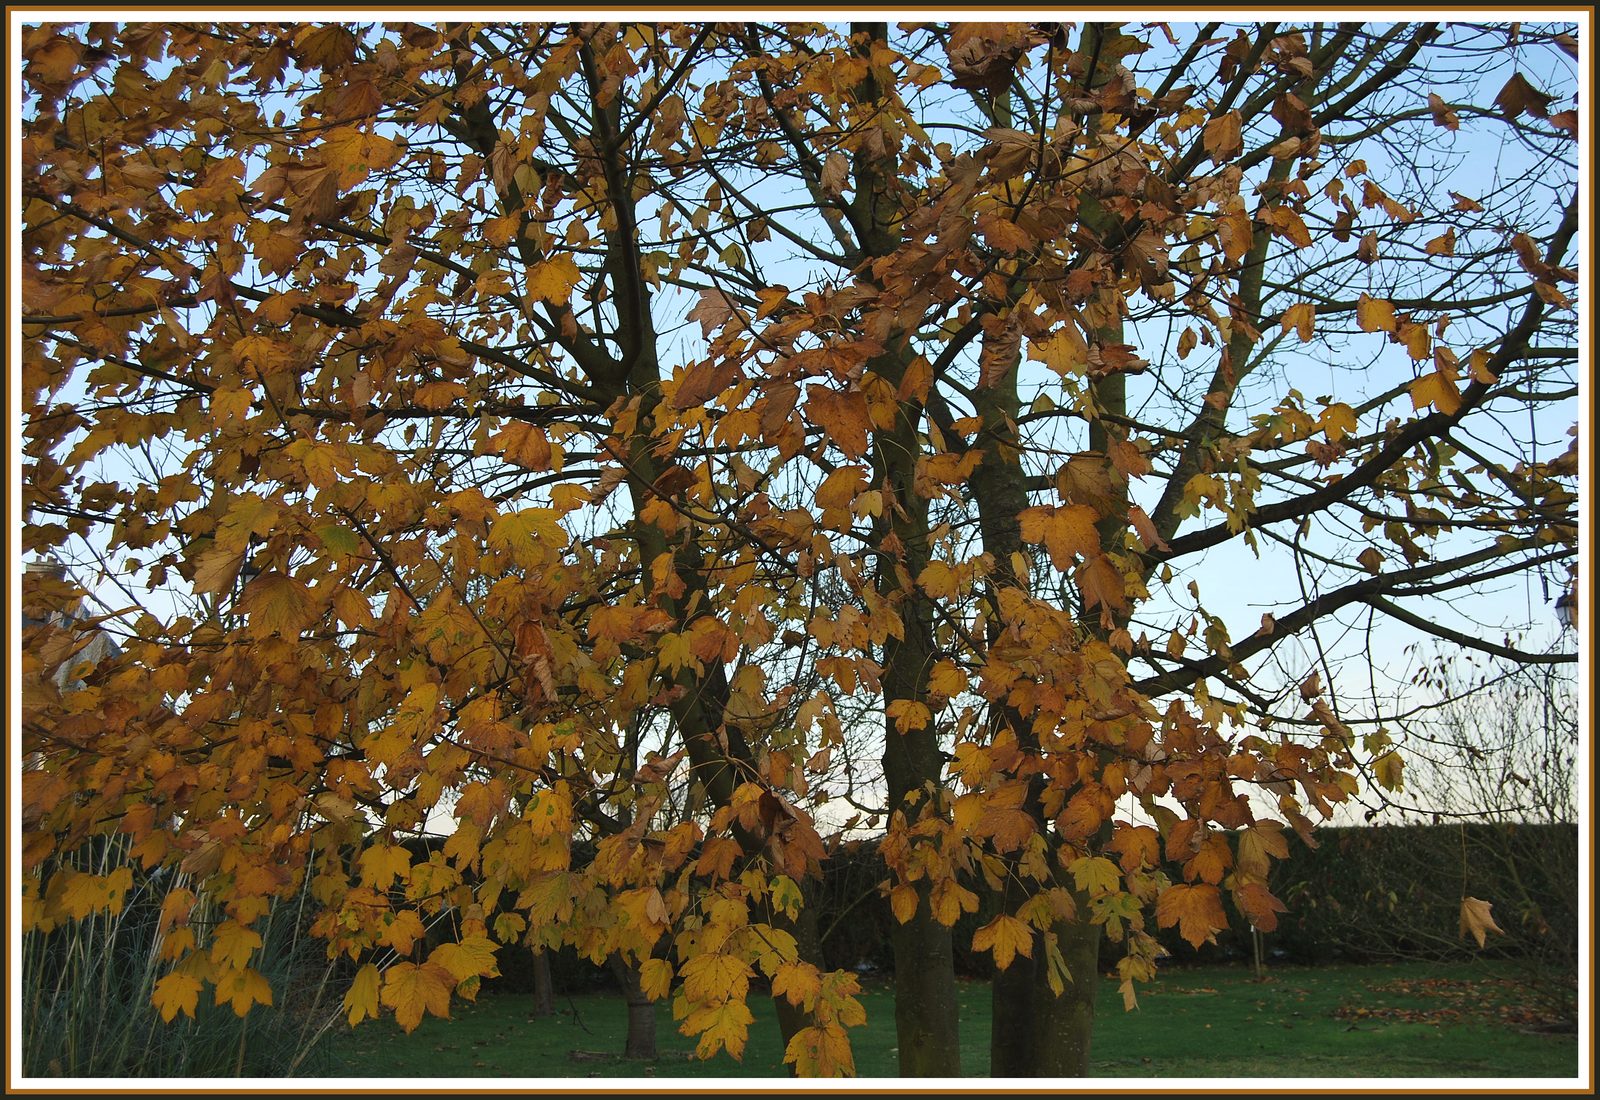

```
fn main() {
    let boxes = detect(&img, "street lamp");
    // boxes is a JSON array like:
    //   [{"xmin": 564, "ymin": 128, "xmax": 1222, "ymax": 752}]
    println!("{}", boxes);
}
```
[{"xmin": 1554, "ymin": 590, "xmax": 1576, "ymax": 630}]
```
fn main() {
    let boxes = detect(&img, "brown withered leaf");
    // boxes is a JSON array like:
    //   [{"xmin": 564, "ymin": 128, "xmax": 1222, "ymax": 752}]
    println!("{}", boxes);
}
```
[{"xmin": 1494, "ymin": 71, "xmax": 1554, "ymax": 119}]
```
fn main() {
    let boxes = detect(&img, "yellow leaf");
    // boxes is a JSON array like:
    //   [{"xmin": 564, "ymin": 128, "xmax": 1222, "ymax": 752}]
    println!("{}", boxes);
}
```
[
  {"xmin": 526, "ymin": 255, "xmax": 581, "ymax": 306},
  {"xmin": 886, "ymin": 698, "xmax": 932, "ymax": 733},
  {"xmin": 1236, "ymin": 822, "xmax": 1289, "ymax": 877},
  {"xmin": 640, "ymin": 958, "xmax": 674, "ymax": 1001},
  {"xmin": 1118, "ymin": 976, "xmax": 1139, "ymax": 1012},
  {"xmin": 152, "ymin": 973, "xmax": 202, "ymax": 1023},
  {"xmin": 772, "ymin": 960, "xmax": 822, "ymax": 1010},
  {"xmin": 1408, "ymin": 370, "xmax": 1461, "ymax": 416},
  {"xmin": 783, "ymin": 1022, "xmax": 856, "ymax": 1078},
  {"xmin": 1372, "ymin": 749, "xmax": 1404, "ymax": 792},
  {"xmin": 684, "ymin": 998, "xmax": 754, "ymax": 1061},
  {"xmin": 381, "ymin": 909, "xmax": 427, "ymax": 955},
  {"xmin": 917, "ymin": 560, "xmax": 958, "ymax": 599},
  {"xmin": 658, "ymin": 630, "xmax": 699, "ymax": 675},
  {"xmin": 428, "ymin": 935, "xmax": 501, "ymax": 983},
  {"xmin": 1319, "ymin": 402, "xmax": 1357, "ymax": 442},
  {"xmin": 927, "ymin": 660, "xmax": 968, "ymax": 699},
  {"xmin": 1355, "ymin": 294, "xmax": 1396, "ymax": 333},
  {"xmin": 805, "ymin": 386, "xmax": 871, "ymax": 459},
  {"xmin": 358, "ymin": 844, "xmax": 412, "ymax": 891},
  {"xmin": 680, "ymin": 952, "xmax": 752, "ymax": 1005},
  {"xmin": 815, "ymin": 465, "xmax": 866, "ymax": 517},
  {"xmin": 213, "ymin": 966, "xmax": 274, "ymax": 1017},
  {"xmin": 1068, "ymin": 856, "xmax": 1121, "ymax": 897},
  {"xmin": 971, "ymin": 913, "xmax": 1034, "ymax": 971},
  {"xmin": 889, "ymin": 884, "xmax": 919, "ymax": 925},
  {"xmin": 209, "ymin": 921, "xmax": 262, "ymax": 971},
  {"xmin": 381, "ymin": 961, "xmax": 455, "ymax": 1033},
  {"xmin": 209, "ymin": 386, "xmax": 253, "ymax": 426},
  {"xmin": 343, "ymin": 963, "xmax": 381, "ymax": 1026},
  {"xmin": 1459, "ymin": 896, "xmax": 1504, "ymax": 949},
  {"xmin": 929, "ymin": 879, "xmax": 978, "ymax": 927}
]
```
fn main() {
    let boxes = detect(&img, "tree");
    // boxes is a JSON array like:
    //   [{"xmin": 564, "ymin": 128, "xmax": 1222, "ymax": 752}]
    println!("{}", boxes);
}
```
[{"xmin": 20, "ymin": 19, "xmax": 1580, "ymax": 1078}]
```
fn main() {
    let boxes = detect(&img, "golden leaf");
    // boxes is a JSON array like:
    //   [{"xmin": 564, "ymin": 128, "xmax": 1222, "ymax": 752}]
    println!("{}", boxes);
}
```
[
  {"xmin": 152, "ymin": 973, "xmax": 202, "ymax": 1023},
  {"xmin": 343, "ymin": 963, "xmax": 381, "ymax": 1026},
  {"xmin": 381, "ymin": 961, "xmax": 454, "ymax": 1033},
  {"xmin": 971, "ymin": 913, "xmax": 1034, "ymax": 971},
  {"xmin": 525, "ymin": 255, "xmax": 581, "ymax": 306}
]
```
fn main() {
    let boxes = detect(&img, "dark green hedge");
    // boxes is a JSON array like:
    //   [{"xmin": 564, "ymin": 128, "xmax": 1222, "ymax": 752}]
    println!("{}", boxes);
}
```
[{"xmin": 481, "ymin": 821, "xmax": 1578, "ymax": 998}]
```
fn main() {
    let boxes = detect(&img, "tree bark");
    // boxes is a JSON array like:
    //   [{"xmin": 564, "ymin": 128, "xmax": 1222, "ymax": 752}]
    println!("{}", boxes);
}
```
[
  {"xmin": 529, "ymin": 947, "xmax": 554, "ymax": 1019},
  {"xmin": 607, "ymin": 954, "xmax": 658, "ymax": 1061}
]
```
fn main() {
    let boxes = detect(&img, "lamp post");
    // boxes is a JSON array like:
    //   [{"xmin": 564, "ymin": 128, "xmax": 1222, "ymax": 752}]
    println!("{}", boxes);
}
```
[{"xmin": 1554, "ymin": 590, "xmax": 1576, "ymax": 630}]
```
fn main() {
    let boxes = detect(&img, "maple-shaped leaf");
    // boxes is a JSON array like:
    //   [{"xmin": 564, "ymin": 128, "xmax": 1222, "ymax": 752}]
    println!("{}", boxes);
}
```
[
  {"xmin": 428, "ymin": 935, "xmax": 501, "ymax": 983},
  {"xmin": 1068, "ymin": 856, "xmax": 1121, "ymax": 897},
  {"xmin": 681, "ymin": 952, "xmax": 753, "ymax": 1005},
  {"xmin": 1459, "ymin": 896, "xmax": 1504, "ymax": 949},
  {"xmin": 1409, "ymin": 370, "xmax": 1462, "ymax": 416},
  {"xmin": 525, "ymin": 255, "xmax": 581, "ymax": 306},
  {"xmin": 343, "ymin": 963, "xmax": 381, "ymax": 1026},
  {"xmin": 152, "ymin": 972, "xmax": 202, "ymax": 1023},
  {"xmin": 213, "ymin": 966, "xmax": 274, "ymax": 1017},
  {"xmin": 784, "ymin": 1022, "xmax": 856, "ymax": 1078},
  {"xmin": 806, "ymin": 387, "xmax": 870, "ymax": 459},
  {"xmin": 1203, "ymin": 110, "xmax": 1243, "ymax": 163},
  {"xmin": 639, "ymin": 958, "xmax": 674, "ymax": 1002},
  {"xmin": 772, "ymin": 960, "xmax": 823, "ymax": 1010},
  {"xmin": 380, "ymin": 909, "xmax": 428, "ymax": 955},
  {"xmin": 1108, "ymin": 823, "xmax": 1161, "ymax": 873},
  {"xmin": 381, "ymin": 961, "xmax": 454, "ymax": 1033},
  {"xmin": 1156, "ymin": 883, "xmax": 1228, "ymax": 949},
  {"xmin": 1076, "ymin": 554, "xmax": 1129, "ymax": 614},
  {"xmin": 971, "ymin": 913, "xmax": 1035, "ymax": 971},
  {"xmin": 1494, "ymin": 71, "xmax": 1554, "ymax": 119},
  {"xmin": 1355, "ymin": 294, "xmax": 1397, "ymax": 333},
  {"xmin": 210, "ymin": 921, "xmax": 263, "ymax": 971},
  {"xmin": 687, "ymin": 287, "xmax": 739, "ymax": 337},
  {"xmin": 684, "ymin": 998, "xmax": 755, "ymax": 1061},
  {"xmin": 1281, "ymin": 302, "xmax": 1315, "ymax": 343},
  {"xmin": 358, "ymin": 844, "xmax": 412, "ymax": 891},
  {"xmin": 1233, "ymin": 881, "xmax": 1288, "ymax": 931},
  {"xmin": 672, "ymin": 358, "xmax": 741, "ymax": 409},
  {"xmin": 238, "ymin": 572, "xmax": 314, "ymax": 639}
]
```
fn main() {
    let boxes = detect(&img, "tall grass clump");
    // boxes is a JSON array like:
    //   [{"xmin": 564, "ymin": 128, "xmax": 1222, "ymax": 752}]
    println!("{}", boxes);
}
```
[{"xmin": 22, "ymin": 835, "xmax": 344, "ymax": 1078}]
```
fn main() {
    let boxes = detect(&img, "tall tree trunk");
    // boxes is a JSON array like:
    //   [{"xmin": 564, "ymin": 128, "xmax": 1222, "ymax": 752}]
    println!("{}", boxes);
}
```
[
  {"xmin": 607, "ymin": 954, "xmax": 657, "ymax": 1060},
  {"xmin": 846, "ymin": 20, "xmax": 962, "ymax": 1076},
  {"xmin": 529, "ymin": 947, "xmax": 554, "ymax": 1019}
]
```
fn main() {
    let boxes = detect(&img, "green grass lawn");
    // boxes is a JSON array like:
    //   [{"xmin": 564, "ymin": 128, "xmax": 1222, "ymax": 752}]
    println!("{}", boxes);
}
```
[{"xmin": 316, "ymin": 958, "xmax": 1577, "ymax": 1080}]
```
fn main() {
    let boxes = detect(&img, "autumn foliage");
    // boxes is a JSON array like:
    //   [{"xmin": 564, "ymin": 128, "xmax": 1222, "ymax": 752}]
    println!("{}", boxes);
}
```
[{"xmin": 19, "ymin": 20, "xmax": 1578, "ymax": 1077}]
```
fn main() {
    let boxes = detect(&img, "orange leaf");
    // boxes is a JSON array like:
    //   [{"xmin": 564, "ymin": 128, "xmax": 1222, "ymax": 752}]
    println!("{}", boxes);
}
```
[
  {"xmin": 1155, "ymin": 883, "xmax": 1228, "ymax": 948},
  {"xmin": 1203, "ymin": 111, "xmax": 1243, "ymax": 163},
  {"xmin": 971, "ymin": 913, "xmax": 1035, "ymax": 971},
  {"xmin": 806, "ymin": 387, "xmax": 870, "ymax": 459}
]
